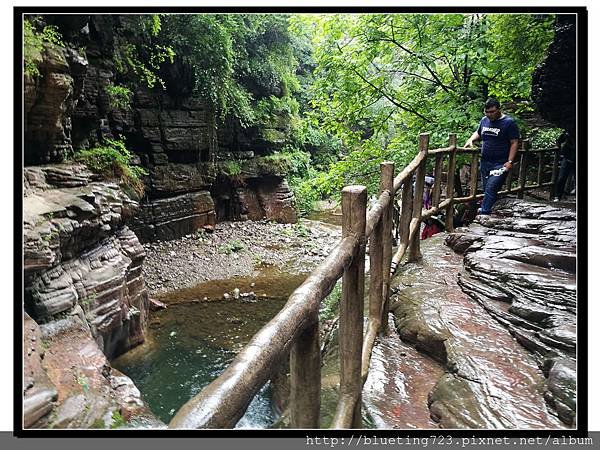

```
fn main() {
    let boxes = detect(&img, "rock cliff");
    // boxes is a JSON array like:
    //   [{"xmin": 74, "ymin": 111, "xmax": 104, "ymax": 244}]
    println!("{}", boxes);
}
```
[
  {"xmin": 22, "ymin": 14, "xmax": 300, "ymax": 428},
  {"xmin": 23, "ymin": 165, "xmax": 160, "ymax": 428},
  {"xmin": 532, "ymin": 15, "xmax": 576, "ymax": 133},
  {"xmin": 25, "ymin": 15, "xmax": 297, "ymax": 244}
]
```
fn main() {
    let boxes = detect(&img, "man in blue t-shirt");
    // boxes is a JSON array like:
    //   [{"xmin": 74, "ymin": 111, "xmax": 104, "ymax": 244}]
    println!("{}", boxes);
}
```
[{"xmin": 464, "ymin": 98, "xmax": 520, "ymax": 215}]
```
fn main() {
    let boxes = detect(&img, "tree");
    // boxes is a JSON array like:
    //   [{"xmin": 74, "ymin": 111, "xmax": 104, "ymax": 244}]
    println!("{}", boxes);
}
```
[{"xmin": 295, "ymin": 13, "xmax": 554, "ymax": 194}]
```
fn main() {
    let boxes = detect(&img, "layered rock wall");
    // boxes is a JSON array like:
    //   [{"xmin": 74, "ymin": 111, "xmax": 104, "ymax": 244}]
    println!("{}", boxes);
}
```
[
  {"xmin": 23, "ymin": 165, "xmax": 157, "ymax": 428},
  {"xmin": 532, "ymin": 15, "xmax": 576, "ymax": 133},
  {"xmin": 25, "ymin": 15, "xmax": 297, "ymax": 245},
  {"xmin": 445, "ymin": 198, "xmax": 577, "ymax": 426}
]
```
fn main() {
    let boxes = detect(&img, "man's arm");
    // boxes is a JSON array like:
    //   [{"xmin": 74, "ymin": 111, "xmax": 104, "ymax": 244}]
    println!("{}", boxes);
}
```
[
  {"xmin": 504, "ymin": 139, "xmax": 519, "ymax": 170},
  {"xmin": 464, "ymin": 131, "xmax": 480, "ymax": 148}
]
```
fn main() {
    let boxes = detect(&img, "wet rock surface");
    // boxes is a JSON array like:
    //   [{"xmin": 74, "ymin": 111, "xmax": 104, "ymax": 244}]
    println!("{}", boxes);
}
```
[
  {"xmin": 445, "ymin": 198, "xmax": 576, "ymax": 426},
  {"xmin": 363, "ymin": 318, "xmax": 443, "ymax": 429},
  {"xmin": 33, "ymin": 309, "xmax": 162, "ymax": 429},
  {"xmin": 142, "ymin": 219, "xmax": 341, "ymax": 296},
  {"xmin": 385, "ymin": 233, "xmax": 566, "ymax": 429},
  {"xmin": 23, "ymin": 170, "xmax": 155, "ymax": 428}
]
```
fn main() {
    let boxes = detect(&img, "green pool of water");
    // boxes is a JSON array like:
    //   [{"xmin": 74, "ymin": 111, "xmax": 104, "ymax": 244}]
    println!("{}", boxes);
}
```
[{"xmin": 112, "ymin": 271, "xmax": 307, "ymax": 428}]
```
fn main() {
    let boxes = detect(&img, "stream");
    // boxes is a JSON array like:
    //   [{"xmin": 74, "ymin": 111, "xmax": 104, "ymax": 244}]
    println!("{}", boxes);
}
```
[
  {"xmin": 113, "ymin": 210, "xmax": 565, "ymax": 430},
  {"xmin": 112, "ymin": 269, "xmax": 308, "ymax": 428}
]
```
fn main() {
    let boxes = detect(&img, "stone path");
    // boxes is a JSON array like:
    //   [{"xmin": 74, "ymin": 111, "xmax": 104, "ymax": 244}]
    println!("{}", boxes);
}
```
[{"xmin": 364, "ymin": 197, "xmax": 576, "ymax": 429}]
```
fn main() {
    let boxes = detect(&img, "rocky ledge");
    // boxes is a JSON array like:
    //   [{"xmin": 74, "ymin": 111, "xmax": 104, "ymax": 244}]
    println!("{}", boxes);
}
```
[
  {"xmin": 386, "ymin": 235, "xmax": 564, "ymax": 430},
  {"xmin": 23, "ymin": 165, "xmax": 155, "ymax": 428},
  {"xmin": 445, "ymin": 197, "xmax": 577, "ymax": 426}
]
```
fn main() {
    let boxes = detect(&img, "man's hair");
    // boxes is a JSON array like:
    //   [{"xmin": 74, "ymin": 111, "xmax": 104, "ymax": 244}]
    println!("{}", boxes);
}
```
[{"xmin": 484, "ymin": 98, "xmax": 501, "ymax": 110}]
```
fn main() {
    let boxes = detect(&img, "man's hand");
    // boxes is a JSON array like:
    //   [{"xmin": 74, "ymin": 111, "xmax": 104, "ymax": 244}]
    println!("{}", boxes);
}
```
[
  {"xmin": 503, "ymin": 161, "xmax": 513, "ymax": 170},
  {"xmin": 465, "ymin": 131, "xmax": 480, "ymax": 148}
]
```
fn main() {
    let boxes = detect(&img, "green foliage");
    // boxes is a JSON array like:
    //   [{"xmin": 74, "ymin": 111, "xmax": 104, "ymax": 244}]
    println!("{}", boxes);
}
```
[
  {"xmin": 159, "ymin": 14, "xmax": 298, "ymax": 125},
  {"xmin": 281, "ymin": 221, "xmax": 310, "ymax": 238},
  {"xmin": 292, "ymin": 13, "xmax": 555, "ymax": 197},
  {"xmin": 79, "ymin": 292, "xmax": 97, "ymax": 314},
  {"xmin": 485, "ymin": 14, "xmax": 555, "ymax": 101},
  {"xmin": 293, "ymin": 222, "xmax": 309, "ymax": 237},
  {"xmin": 90, "ymin": 418, "xmax": 106, "ymax": 429},
  {"xmin": 289, "ymin": 176, "xmax": 320, "ymax": 216},
  {"xmin": 105, "ymin": 84, "xmax": 133, "ymax": 110},
  {"xmin": 110, "ymin": 410, "xmax": 127, "ymax": 429},
  {"xmin": 221, "ymin": 160, "xmax": 242, "ymax": 177},
  {"xmin": 76, "ymin": 374, "xmax": 89, "ymax": 391},
  {"xmin": 23, "ymin": 17, "xmax": 63, "ymax": 77},
  {"xmin": 529, "ymin": 127, "xmax": 563, "ymax": 148},
  {"xmin": 256, "ymin": 95, "xmax": 299, "ymax": 124},
  {"xmin": 319, "ymin": 282, "xmax": 342, "ymax": 321},
  {"xmin": 218, "ymin": 239, "xmax": 245, "ymax": 255},
  {"xmin": 113, "ymin": 15, "xmax": 174, "ymax": 89},
  {"xmin": 74, "ymin": 139, "xmax": 148, "ymax": 196}
]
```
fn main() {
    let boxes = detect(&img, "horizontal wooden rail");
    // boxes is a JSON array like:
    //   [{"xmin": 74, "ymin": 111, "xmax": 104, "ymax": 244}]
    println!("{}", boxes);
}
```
[
  {"xmin": 427, "ymin": 145, "xmax": 456, "ymax": 155},
  {"xmin": 393, "ymin": 149, "xmax": 427, "ymax": 192}
]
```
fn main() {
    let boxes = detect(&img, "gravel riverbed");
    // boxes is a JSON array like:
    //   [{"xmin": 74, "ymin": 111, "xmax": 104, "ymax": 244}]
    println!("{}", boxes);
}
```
[{"xmin": 142, "ymin": 219, "xmax": 342, "ymax": 296}]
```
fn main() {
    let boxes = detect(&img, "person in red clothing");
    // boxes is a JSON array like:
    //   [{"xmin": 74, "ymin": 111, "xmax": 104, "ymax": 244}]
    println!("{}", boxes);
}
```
[{"xmin": 421, "ymin": 216, "xmax": 444, "ymax": 240}]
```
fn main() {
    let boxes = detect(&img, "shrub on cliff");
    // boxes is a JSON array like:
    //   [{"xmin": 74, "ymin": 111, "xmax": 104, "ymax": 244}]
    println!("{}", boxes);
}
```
[
  {"xmin": 74, "ymin": 139, "xmax": 148, "ymax": 197},
  {"xmin": 23, "ymin": 17, "xmax": 63, "ymax": 77}
]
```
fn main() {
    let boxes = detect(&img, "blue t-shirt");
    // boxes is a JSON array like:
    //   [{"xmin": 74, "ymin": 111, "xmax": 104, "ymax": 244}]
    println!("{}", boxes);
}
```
[{"xmin": 477, "ymin": 115, "xmax": 520, "ymax": 163}]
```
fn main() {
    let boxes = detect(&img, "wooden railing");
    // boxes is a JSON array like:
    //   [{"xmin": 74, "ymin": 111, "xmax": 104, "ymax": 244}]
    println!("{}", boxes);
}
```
[{"xmin": 168, "ymin": 133, "xmax": 559, "ymax": 429}]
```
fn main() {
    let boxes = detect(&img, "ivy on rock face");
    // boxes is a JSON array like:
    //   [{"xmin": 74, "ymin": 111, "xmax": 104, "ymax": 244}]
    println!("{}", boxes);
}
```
[
  {"xmin": 74, "ymin": 139, "xmax": 148, "ymax": 197},
  {"xmin": 158, "ymin": 14, "xmax": 299, "ymax": 128},
  {"xmin": 23, "ymin": 16, "xmax": 64, "ymax": 77}
]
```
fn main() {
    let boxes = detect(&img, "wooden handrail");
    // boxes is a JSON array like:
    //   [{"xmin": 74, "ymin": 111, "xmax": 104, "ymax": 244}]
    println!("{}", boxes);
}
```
[
  {"xmin": 169, "ymin": 132, "xmax": 560, "ymax": 429},
  {"xmin": 393, "ymin": 148, "xmax": 427, "ymax": 192},
  {"xmin": 169, "ymin": 235, "xmax": 358, "ymax": 428}
]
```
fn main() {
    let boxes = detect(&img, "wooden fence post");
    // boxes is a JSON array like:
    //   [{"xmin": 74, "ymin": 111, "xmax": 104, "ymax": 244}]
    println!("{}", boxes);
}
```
[
  {"xmin": 550, "ymin": 147, "xmax": 560, "ymax": 199},
  {"xmin": 380, "ymin": 162, "xmax": 394, "ymax": 333},
  {"xmin": 432, "ymin": 154, "xmax": 443, "ymax": 208},
  {"xmin": 399, "ymin": 181, "xmax": 413, "ymax": 249},
  {"xmin": 445, "ymin": 134, "xmax": 457, "ymax": 233},
  {"xmin": 338, "ymin": 185, "xmax": 367, "ymax": 428},
  {"xmin": 290, "ymin": 308, "xmax": 320, "ymax": 428},
  {"xmin": 537, "ymin": 151, "xmax": 544, "ymax": 187},
  {"xmin": 470, "ymin": 153, "xmax": 479, "ymax": 199},
  {"xmin": 517, "ymin": 139, "xmax": 529, "ymax": 199},
  {"xmin": 408, "ymin": 134, "xmax": 429, "ymax": 262}
]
